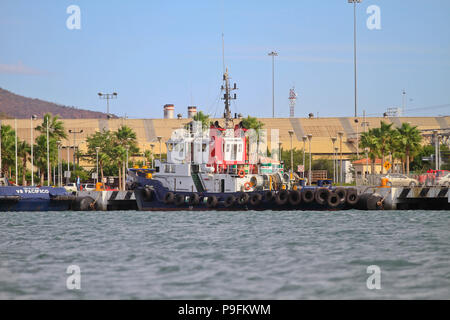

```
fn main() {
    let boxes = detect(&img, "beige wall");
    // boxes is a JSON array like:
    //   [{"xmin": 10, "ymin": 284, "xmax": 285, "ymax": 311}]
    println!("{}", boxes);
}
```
[{"xmin": 2, "ymin": 116, "xmax": 448, "ymax": 168}]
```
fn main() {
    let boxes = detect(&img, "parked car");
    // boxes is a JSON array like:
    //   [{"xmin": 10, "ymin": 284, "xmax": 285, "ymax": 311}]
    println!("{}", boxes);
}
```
[
  {"xmin": 82, "ymin": 183, "xmax": 96, "ymax": 191},
  {"xmin": 64, "ymin": 183, "xmax": 77, "ymax": 192},
  {"xmin": 437, "ymin": 173, "xmax": 450, "ymax": 187},
  {"xmin": 384, "ymin": 174, "xmax": 419, "ymax": 187}
]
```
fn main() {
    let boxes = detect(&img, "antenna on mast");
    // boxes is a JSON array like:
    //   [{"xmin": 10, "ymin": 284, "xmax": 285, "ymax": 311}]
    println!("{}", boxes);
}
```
[
  {"xmin": 222, "ymin": 33, "xmax": 225, "ymax": 74},
  {"xmin": 220, "ymin": 34, "xmax": 238, "ymax": 130}
]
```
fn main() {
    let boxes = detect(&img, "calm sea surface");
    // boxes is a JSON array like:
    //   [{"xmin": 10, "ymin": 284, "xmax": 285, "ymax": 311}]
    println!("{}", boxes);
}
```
[{"xmin": 0, "ymin": 210, "xmax": 449, "ymax": 299}]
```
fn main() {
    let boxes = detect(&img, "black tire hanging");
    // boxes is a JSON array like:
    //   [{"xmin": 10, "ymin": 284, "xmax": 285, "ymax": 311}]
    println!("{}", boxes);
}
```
[
  {"xmin": 264, "ymin": 191, "xmax": 275, "ymax": 202},
  {"xmin": 249, "ymin": 193, "xmax": 262, "ymax": 206},
  {"xmin": 327, "ymin": 192, "xmax": 340, "ymax": 208},
  {"xmin": 334, "ymin": 187, "xmax": 347, "ymax": 203},
  {"xmin": 346, "ymin": 188, "xmax": 359, "ymax": 206},
  {"xmin": 275, "ymin": 190, "xmax": 289, "ymax": 205},
  {"xmin": 164, "ymin": 192, "xmax": 175, "ymax": 204},
  {"xmin": 175, "ymin": 194, "xmax": 186, "ymax": 206},
  {"xmin": 206, "ymin": 196, "xmax": 218, "ymax": 208},
  {"xmin": 237, "ymin": 193, "xmax": 250, "ymax": 205},
  {"xmin": 301, "ymin": 189, "xmax": 315, "ymax": 204},
  {"xmin": 315, "ymin": 188, "xmax": 330, "ymax": 206},
  {"xmin": 224, "ymin": 195, "xmax": 236, "ymax": 208},
  {"xmin": 288, "ymin": 190, "xmax": 302, "ymax": 206},
  {"xmin": 188, "ymin": 193, "xmax": 200, "ymax": 206}
]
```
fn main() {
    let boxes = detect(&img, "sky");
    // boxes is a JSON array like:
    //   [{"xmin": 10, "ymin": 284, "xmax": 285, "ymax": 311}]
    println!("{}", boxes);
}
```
[{"xmin": 0, "ymin": 0, "xmax": 449, "ymax": 119}]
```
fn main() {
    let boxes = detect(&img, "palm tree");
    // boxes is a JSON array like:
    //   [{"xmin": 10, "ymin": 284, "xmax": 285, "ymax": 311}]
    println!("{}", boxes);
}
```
[
  {"xmin": 192, "ymin": 111, "xmax": 211, "ymax": 130},
  {"xmin": 0, "ymin": 124, "xmax": 16, "ymax": 178},
  {"xmin": 86, "ymin": 130, "xmax": 114, "ymax": 184},
  {"xmin": 396, "ymin": 123, "xmax": 422, "ymax": 175},
  {"xmin": 114, "ymin": 126, "xmax": 139, "ymax": 190},
  {"xmin": 36, "ymin": 113, "xmax": 67, "ymax": 140},
  {"xmin": 241, "ymin": 116, "xmax": 265, "ymax": 161},
  {"xmin": 359, "ymin": 131, "xmax": 380, "ymax": 174},
  {"xmin": 17, "ymin": 140, "xmax": 30, "ymax": 186},
  {"xmin": 377, "ymin": 121, "xmax": 395, "ymax": 173}
]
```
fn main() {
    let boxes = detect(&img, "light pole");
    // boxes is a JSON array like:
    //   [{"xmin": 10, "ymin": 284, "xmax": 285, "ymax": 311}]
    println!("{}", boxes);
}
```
[
  {"xmin": 0, "ymin": 119, "xmax": 2, "ymax": 177},
  {"xmin": 69, "ymin": 129, "xmax": 83, "ymax": 171},
  {"xmin": 66, "ymin": 146, "xmax": 70, "ymax": 185},
  {"xmin": 30, "ymin": 115, "xmax": 37, "ymax": 185},
  {"xmin": 278, "ymin": 142, "xmax": 282, "ymax": 164},
  {"xmin": 157, "ymin": 136, "xmax": 162, "ymax": 162},
  {"xmin": 57, "ymin": 141, "xmax": 61, "ymax": 187},
  {"xmin": 302, "ymin": 136, "xmax": 307, "ymax": 178},
  {"xmin": 268, "ymin": 51, "xmax": 278, "ymax": 118},
  {"xmin": 348, "ymin": 0, "xmax": 361, "ymax": 117},
  {"xmin": 354, "ymin": 118, "xmax": 359, "ymax": 158},
  {"xmin": 307, "ymin": 134, "xmax": 313, "ymax": 186},
  {"xmin": 338, "ymin": 131, "xmax": 344, "ymax": 184},
  {"xmin": 95, "ymin": 146, "xmax": 100, "ymax": 184},
  {"xmin": 335, "ymin": 147, "xmax": 339, "ymax": 183},
  {"xmin": 288, "ymin": 130, "xmax": 294, "ymax": 173},
  {"xmin": 14, "ymin": 119, "xmax": 17, "ymax": 185},
  {"xmin": 98, "ymin": 92, "xmax": 118, "ymax": 119},
  {"xmin": 331, "ymin": 137, "xmax": 337, "ymax": 183},
  {"xmin": 46, "ymin": 116, "xmax": 50, "ymax": 186},
  {"xmin": 433, "ymin": 130, "xmax": 438, "ymax": 170},
  {"xmin": 150, "ymin": 144, "xmax": 155, "ymax": 168}
]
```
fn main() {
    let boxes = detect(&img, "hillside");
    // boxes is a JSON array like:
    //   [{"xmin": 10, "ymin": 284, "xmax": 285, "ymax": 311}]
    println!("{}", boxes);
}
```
[{"xmin": 0, "ymin": 88, "xmax": 117, "ymax": 119}]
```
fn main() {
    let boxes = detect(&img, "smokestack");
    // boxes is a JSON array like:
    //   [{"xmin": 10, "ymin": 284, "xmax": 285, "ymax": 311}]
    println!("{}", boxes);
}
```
[
  {"xmin": 164, "ymin": 104, "xmax": 175, "ymax": 119},
  {"xmin": 187, "ymin": 106, "xmax": 197, "ymax": 119}
]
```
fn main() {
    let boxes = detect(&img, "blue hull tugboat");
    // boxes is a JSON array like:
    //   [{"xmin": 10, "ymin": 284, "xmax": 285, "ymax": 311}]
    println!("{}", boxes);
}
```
[
  {"xmin": 128, "ymin": 69, "xmax": 360, "ymax": 212},
  {"xmin": 0, "ymin": 177, "xmax": 74, "ymax": 212}
]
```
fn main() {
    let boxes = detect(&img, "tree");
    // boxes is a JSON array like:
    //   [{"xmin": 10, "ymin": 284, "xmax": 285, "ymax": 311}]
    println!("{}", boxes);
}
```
[
  {"xmin": 36, "ymin": 113, "xmax": 67, "ymax": 140},
  {"xmin": 17, "ymin": 140, "xmax": 30, "ymax": 186},
  {"xmin": 377, "ymin": 121, "xmax": 395, "ymax": 173},
  {"xmin": 0, "ymin": 124, "xmax": 16, "ymax": 177},
  {"xmin": 396, "ymin": 123, "xmax": 422, "ymax": 174},
  {"xmin": 192, "ymin": 111, "xmax": 211, "ymax": 130},
  {"xmin": 359, "ymin": 130, "xmax": 380, "ymax": 174},
  {"xmin": 114, "ymin": 126, "xmax": 139, "ymax": 190},
  {"xmin": 86, "ymin": 130, "xmax": 114, "ymax": 184}
]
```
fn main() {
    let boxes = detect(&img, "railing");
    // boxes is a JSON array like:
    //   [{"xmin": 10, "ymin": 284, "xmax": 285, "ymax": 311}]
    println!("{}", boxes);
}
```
[{"xmin": 356, "ymin": 173, "xmax": 450, "ymax": 187}]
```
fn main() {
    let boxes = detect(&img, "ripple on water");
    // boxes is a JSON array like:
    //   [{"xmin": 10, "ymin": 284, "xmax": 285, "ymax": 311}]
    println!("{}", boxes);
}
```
[{"xmin": 0, "ymin": 209, "xmax": 449, "ymax": 299}]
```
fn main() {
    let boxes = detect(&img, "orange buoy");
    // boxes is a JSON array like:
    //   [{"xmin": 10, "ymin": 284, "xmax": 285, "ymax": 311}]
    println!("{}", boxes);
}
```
[
  {"xmin": 244, "ymin": 182, "xmax": 252, "ymax": 190},
  {"xmin": 238, "ymin": 169, "xmax": 246, "ymax": 178}
]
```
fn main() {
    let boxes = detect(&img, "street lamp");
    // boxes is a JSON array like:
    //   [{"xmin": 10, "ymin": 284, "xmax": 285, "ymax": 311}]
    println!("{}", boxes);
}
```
[
  {"xmin": 95, "ymin": 146, "xmax": 100, "ymax": 184},
  {"xmin": 46, "ymin": 115, "xmax": 50, "ymax": 186},
  {"xmin": 150, "ymin": 144, "xmax": 155, "ymax": 168},
  {"xmin": 268, "ymin": 51, "xmax": 278, "ymax": 118},
  {"xmin": 354, "ymin": 118, "xmax": 359, "ymax": 158},
  {"xmin": 331, "ymin": 137, "xmax": 337, "ymax": 183},
  {"xmin": 14, "ymin": 119, "xmax": 17, "ymax": 185},
  {"xmin": 278, "ymin": 142, "xmax": 282, "ymax": 163},
  {"xmin": 57, "ymin": 141, "xmax": 62, "ymax": 187},
  {"xmin": 335, "ymin": 147, "xmax": 339, "ymax": 183},
  {"xmin": 69, "ymin": 129, "xmax": 83, "ymax": 171},
  {"xmin": 157, "ymin": 136, "xmax": 163, "ymax": 162},
  {"xmin": 288, "ymin": 130, "xmax": 294, "ymax": 173},
  {"xmin": 30, "ymin": 115, "xmax": 38, "ymax": 185},
  {"xmin": 302, "ymin": 136, "xmax": 307, "ymax": 178},
  {"xmin": 98, "ymin": 92, "xmax": 118, "ymax": 119},
  {"xmin": 348, "ymin": 0, "xmax": 362, "ymax": 117},
  {"xmin": 0, "ymin": 119, "xmax": 2, "ymax": 177},
  {"xmin": 338, "ymin": 131, "xmax": 344, "ymax": 184},
  {"xmin": 307, "ymin": 134, "xmax": 313, "ymax": 186}
]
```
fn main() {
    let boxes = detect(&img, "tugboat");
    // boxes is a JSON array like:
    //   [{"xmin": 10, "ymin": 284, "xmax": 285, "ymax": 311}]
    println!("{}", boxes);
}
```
[
  {"xmin": 0, "ymin": 176, "xmax": 75, "ymax": 212},
  {"xmin": 128, "ymin": 69, "xmax": 360, "ymax": 211}
]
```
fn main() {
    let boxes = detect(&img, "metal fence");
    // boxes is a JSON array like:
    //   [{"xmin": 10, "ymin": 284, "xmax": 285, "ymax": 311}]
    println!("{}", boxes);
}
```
[{"xmin": 355, "ymin": 172, "xmax": 450, "ymax": 187}]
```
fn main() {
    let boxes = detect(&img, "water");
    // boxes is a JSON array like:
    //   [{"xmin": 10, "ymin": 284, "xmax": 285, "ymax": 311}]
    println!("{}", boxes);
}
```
[{"xmin": 0, "ymin": 210, "xmax": 449, "ymax": 300}]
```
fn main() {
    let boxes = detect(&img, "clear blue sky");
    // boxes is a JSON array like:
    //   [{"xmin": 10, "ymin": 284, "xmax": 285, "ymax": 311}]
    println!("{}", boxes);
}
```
[{"xmin": 1, "ymin": 0, "xmax": 449, "ymax": 118}]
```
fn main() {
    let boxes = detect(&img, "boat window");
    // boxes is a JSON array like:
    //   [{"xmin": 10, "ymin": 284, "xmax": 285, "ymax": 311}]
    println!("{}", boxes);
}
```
[
  {"xmin": 202, "ymin": 143, "xmax": 207, "ymax": 152},
  {"xmin": 167, "ymin": 143, "xmax": 173, "ymax": 152},
  {"xmin": 226, "ymin": 144, "xmax": 230, "ymax": 152}
]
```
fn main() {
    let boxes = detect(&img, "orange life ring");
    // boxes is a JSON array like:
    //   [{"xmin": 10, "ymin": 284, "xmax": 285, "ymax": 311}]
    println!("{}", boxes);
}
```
[
  {"xmin": 244, "ymin": 182, "xmax": 252, "ymax": 190},
  {"xmin": 238, "ymin": 169, "xmax": 246, "ymax": 178}
]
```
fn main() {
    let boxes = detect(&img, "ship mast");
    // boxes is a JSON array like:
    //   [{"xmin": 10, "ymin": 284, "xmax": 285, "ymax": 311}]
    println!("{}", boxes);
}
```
[{"xmin": 220, "ymin": 34, "xmax": 237, "ymax": 130}]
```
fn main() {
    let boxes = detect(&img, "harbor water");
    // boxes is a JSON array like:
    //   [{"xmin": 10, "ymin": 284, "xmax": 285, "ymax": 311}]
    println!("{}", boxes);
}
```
[{"xmin": 0, "ymin": 210, "xmax": 449, "ymax": 299}]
